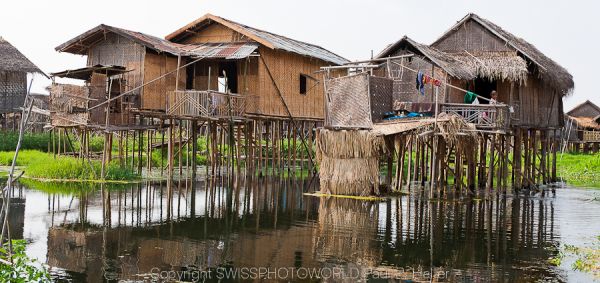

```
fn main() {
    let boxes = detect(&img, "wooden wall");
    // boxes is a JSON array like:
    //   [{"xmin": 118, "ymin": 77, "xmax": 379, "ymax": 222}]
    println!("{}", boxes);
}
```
[
  {"xmin": 257, "ymin": 47, "xmax": 327, "ymax": 119},
  {"xmin": 568, "ymin": 103, "xmax": 600, "ymax": 118},
  {"xmin": 432, "ymin": 20, "xmax": 513, "ymax": 52},
  {"xmin": 513, "ymin": 76, "xmax": 563, "ymax": 128},
  {"xmin": 383, "ymin": 50, "xmax": 447, "ymax": 107},
  {"xmin": 182, "ymin": 48, "xmax": 330, "ymax": 119},
  {"xmin": 178, "ymin": 22, "xmax": 248, "ymax": 44},
  {"xmin": 141, "ymin": 52, "xmax": 185, "ymax": 111}
]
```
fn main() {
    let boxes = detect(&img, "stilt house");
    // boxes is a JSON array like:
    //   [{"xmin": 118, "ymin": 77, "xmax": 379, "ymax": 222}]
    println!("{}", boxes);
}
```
[
  {"xmin": 376, "ymin": 13, "xmax": 574, "ymax": 131},
  {"xmin": 563, "ymin": 100, "xmax": 600, "ymax": 151},
  {"xmin": 0, "ymin": 37, "xmax": 44, "ymax": 130},
  {"xmin": 52, "ymin": 14, "xmax": 348, "ymax": 128}
]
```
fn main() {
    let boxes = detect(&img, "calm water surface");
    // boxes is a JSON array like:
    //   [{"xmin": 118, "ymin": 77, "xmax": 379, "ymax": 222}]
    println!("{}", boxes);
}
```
[{"xmin": 8, "ymin": 177, "xmax": 600, "ymax": 282}]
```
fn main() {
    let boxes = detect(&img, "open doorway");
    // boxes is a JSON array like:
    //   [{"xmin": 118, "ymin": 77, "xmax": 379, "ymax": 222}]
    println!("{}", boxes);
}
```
[
  {"xmin": 218, "ymin": 61, "xmax": 238, "ymax": 93},
  {"xmin": 473, "ymin": 77, "xmax": 496, "ymax": 104}
]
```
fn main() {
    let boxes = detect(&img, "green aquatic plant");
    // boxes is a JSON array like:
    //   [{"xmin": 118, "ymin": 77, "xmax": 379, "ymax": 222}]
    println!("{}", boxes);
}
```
[
  {"xmin": 0, "ymin": 240, "xmax": 51, "ymax": 282},
  {"xmin": 0, "ymin": 150, "xmax": 140, "ymax": 181}
]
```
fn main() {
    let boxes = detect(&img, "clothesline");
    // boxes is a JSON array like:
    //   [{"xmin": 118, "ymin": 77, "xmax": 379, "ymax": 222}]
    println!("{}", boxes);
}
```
[{"xmin": 390, "ymin": 61, "xmax": 494, "ymax": 103}]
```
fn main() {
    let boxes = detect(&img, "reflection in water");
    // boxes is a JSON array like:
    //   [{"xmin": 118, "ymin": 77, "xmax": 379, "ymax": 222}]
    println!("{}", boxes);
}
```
[{"xmin": 14, "ymin": 177, "xmax": 583, "ymax": 282}]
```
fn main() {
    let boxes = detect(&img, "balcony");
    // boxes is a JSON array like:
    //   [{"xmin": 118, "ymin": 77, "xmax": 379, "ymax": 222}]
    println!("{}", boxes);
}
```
[
  {"xmin": 582, "ymin": 131, "xmax": 600, "ymax": 142},
  {"xmin": 440, "ymin": 103, "xmax": 511, "ymax": 131},
  {"xmin": 166, "ymin": 90, "xmax": 257, "ymax": 119}
]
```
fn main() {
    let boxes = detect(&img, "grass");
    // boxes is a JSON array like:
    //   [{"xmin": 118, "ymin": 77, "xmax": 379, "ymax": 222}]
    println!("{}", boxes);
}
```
[
  {"xmin": 556, "ymin": 152, "xmax": 600, "ymax": 187},
  {"xmin": 0, "ymin": 132, "xmax": 50, "ymax": 152},
  {"xmin": 0, "ymin": 150, "xmax": 139, "ymax": 181}
]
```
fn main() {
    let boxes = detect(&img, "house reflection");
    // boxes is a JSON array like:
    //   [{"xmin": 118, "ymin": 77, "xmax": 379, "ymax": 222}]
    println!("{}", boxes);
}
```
[{"xmin": 41, "ymin": 178, "xmax": 559, "ymax": 282}]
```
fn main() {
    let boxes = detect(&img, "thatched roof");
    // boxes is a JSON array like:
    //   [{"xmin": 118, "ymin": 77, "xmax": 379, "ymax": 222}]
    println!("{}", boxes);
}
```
[
  {"xmin": 432, "ymin": 13, "xmax": 574, "ymax": 95},
  {"xmin": 165, "ymin": 13, "xmax": 349, "ymax": 65},
  {"xmin": 567, "ymin": 115, "xmax": 600, "ymax": 130},
  {"xmin": 450, "ymin": 51, "xmax": 528, "ymax": 83},
  {"xmin": 376, "ymin": 36, "xmax": 528, "ymax": 82},
  {"xmin": 0, "ymin": 37, "xmax": 43, "ymax": 74}
]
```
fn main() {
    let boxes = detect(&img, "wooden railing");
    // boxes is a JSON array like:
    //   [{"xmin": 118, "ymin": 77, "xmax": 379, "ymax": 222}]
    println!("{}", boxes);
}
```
[
  {"xmin": 166, "ymin": 90, "xmax": 257, "ymax": 119},
  {"xmin": 583, "ymin": 130, "xmax": 600, "ymax": 142},
  {"xmin": 440, "ymin": 103, "xmax": 511, "ymax": 130}
]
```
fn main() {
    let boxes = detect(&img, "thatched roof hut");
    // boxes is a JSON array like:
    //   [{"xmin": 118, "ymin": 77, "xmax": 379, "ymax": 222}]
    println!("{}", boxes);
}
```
[
  {"xmin": 0, "ymin": 37, "xmax": 45, "ymax": 115},
  {"xmin": 376, "ymin": 13, "xmax": 574, "ymax": 129},
  {"xmin": 432, "ymin": 13, "xmax": 574, "ymax": 95}
]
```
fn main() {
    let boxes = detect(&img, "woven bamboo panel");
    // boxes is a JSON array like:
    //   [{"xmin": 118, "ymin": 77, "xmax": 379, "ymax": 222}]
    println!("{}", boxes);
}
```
[
  {"xmin": 325, "ymin": 73, "xmax": 372, "ymax": 129},
  {"xmin": 49, "ymin": 84, "xmax": 89, "ymax": 127},
  {"xmin": 0, "ymin": 71, "xmax": 26, "ymax": 114},
  {"xmin": 369, "ymin": 76, "xmax": 393, "ymax": 122}
]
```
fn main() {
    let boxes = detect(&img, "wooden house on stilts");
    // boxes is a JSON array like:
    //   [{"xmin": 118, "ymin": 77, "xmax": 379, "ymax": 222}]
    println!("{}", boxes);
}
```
[
  {"xmin": 563, "ymin": 100, "xmax": 600, "ymax": 153},
  {"xmin": 317, "ymin": 13, "xmax": 574, "ymax": 196},
  {"xmin": 50, "ymin": 14, "xmax": 348, "ymax": 177}
]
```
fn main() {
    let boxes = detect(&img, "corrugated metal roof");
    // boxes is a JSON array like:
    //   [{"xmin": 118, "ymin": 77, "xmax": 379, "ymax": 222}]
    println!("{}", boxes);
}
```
[
  {"xmin": 165, "ymin": 14, "xmax": 349, "ymax": 65},
  {"xmin": 56, "ymin": 25, "xmax": 259, "ymax": 61},
  {"xmin": 178, "ymin": 42, "xmax": 258, "ymax": 59}
]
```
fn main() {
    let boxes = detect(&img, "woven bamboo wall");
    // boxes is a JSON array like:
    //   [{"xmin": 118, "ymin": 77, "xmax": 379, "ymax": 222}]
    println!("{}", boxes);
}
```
[
  {"xmin": 0, "ymin": 71, "xmax": 26, "ymax": 113},
  {"xmin": 49, "ymin": 84, "xmax": 89, "ymax": 127},
  {"xmin": 385, "ymin": 53, "xmax": 447, "ymax": 105},
  {"xmin": 432, "ymin": 20, "xmax": 513, "ymax": 52},
  {"xmin": 141, "ymin": 52, "xmax": 186, "ymax": 110},
  {"xmin": 368, "ymin": 75, "xmax": 393, "ymax": 122},
  {"xmin": 178, "ymin": 22, "xmax": 247, "ymax": 44},
  {"xmin": 257, "ymin": 47, "xmax": 326, "ymax": 119},
  {"xmin": 87, "ymin": 33, "xmax": 145, "ymax": 109},
  {"xmin": 326, "ymin": 73, "xmax": 372, "ymax": 129},
  {"xmin": 569, "ymin": 103, "xmax": 600, "ymax": 118}
]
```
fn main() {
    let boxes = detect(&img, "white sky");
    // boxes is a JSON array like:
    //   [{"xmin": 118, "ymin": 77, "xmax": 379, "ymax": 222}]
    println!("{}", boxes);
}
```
[{"xmin": 1, "ymin": 0, "xmax": 597, "ymax": 111}]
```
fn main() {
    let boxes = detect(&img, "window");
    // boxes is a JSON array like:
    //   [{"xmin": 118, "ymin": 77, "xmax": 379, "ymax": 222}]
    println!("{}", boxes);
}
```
[{"xmin": 299, "ymin": 74, "xmax": 307, "ymax": 95}]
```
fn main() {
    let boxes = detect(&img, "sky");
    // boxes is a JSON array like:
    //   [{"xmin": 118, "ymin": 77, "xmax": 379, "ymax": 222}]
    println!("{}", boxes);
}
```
[{"xmin": 1, "ymin": 0, "xmax": 597, "ymax": 111}]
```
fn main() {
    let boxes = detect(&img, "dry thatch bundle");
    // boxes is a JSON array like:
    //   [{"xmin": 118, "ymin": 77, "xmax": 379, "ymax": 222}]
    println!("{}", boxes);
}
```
[
  {"xmin": 452, "ymin": 51, "xmax": 528, "ymax": 84},
  {"xmin": 435, "ymin": 113, "xmax": 478, "ymax": 146},
  {"xmin": 315, "ymin": 129, "xmax": 387, "ymax": 196}
]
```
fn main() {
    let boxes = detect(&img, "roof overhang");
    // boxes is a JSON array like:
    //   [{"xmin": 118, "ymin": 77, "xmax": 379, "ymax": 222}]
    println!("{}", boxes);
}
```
[{"xmin": 51, "ymin": 65, "xmax": 129, "ymax": 80}]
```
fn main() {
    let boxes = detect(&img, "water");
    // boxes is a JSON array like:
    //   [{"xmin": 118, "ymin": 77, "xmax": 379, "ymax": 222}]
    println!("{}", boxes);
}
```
[{"xmin": 7, "ymin": 177, "xmax": 600, "ymax": 282}]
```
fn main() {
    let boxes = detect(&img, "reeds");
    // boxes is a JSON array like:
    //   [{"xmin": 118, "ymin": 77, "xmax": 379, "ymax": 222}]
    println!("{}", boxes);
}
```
[{"xmin": 315, "ymin": 129, "xmax": 386, "ymax": 196}]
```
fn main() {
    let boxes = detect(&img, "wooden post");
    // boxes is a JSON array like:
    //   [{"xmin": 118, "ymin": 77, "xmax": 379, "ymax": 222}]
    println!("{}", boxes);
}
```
[
  {"xmin": 192, "ymin": 120, "xmax": 198, "ymax": 179},
  {"xmin": 487, "ymin": 134, "xmax": 496, "ymax": 191},
  {"xmin": 514, "ymin": 129, "xmax": 522, "ymax": 190}
]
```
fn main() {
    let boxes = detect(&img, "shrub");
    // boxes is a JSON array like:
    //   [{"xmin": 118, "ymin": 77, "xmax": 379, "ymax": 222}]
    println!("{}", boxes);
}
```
[{"xmin": 0, "ymin": 240, "xmax": 51, "ymax": 282}]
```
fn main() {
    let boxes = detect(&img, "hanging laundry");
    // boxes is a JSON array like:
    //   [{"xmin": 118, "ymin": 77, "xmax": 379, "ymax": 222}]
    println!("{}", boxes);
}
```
[
  {"xmin": 433, "ymin": 79, "xmax": 442, "ymax": 87},
  {"xmin": 464, "ymin": 91, "xmax": 477, "ymax": 103}
]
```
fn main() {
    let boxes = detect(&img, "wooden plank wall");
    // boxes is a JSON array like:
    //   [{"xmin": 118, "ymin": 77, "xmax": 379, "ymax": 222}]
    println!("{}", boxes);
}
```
[{"xmin": 141, "ymin": 52, "xmax": 186, "ymax": 110}]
